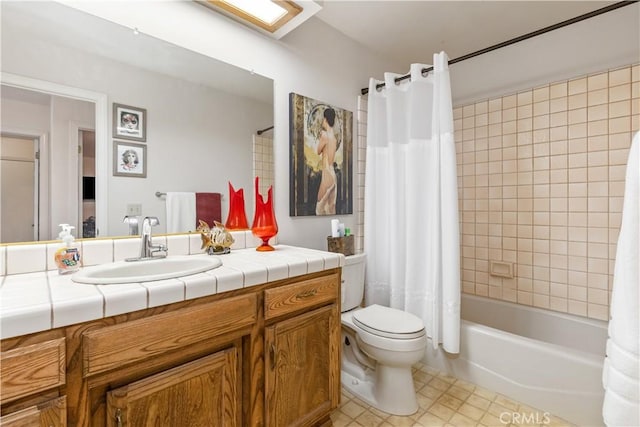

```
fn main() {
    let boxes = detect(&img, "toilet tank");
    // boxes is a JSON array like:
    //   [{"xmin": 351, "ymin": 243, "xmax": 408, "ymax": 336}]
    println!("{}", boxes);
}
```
[{"xmin": 341, "ymin": 253, "xmax": 366, "ymax": 312}]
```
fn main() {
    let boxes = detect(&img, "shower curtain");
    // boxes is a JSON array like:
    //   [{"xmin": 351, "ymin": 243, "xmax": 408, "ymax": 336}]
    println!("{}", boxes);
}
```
[{"xmin": 364, "ymin": 52, "xmax": 460, "ymax": 353}]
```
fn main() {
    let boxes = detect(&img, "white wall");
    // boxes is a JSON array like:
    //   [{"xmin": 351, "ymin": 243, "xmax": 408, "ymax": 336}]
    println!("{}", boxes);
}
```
[
  {"xmin": 61, "ymin": 1, "xmax": 396, "ymax": 250},
  {"xmin": 50, "ymin": 96, "xmax": 94, "ymax": 236}
]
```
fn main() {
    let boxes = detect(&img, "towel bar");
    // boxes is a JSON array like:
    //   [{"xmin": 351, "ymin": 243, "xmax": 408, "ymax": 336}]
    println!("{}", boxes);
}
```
[{"xmin": 156, "ymin": 191, "xmax": 223, "ymax": 199}]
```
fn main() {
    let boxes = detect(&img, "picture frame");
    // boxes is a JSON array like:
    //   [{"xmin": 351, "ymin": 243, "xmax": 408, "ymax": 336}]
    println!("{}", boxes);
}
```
[
  {"xmin": 113, "ymin": 141, "xmax": 147, "ymax": 178},
  {"xmin": 289, "ymin": 93, "xmax": 353, "ymax": 217},
  {"xmin": 113, "ymin": 103, "xmax": 147, "ymax": 142}
]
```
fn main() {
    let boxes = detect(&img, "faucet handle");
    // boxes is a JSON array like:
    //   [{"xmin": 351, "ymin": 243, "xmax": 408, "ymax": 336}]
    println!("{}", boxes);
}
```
[
  {"xmin": 123, "ymin": 216, "xmax": 139, "ymax": 236},
  {"xmin": 151, "ymin": 244, "xmax": 168, "ymax": 257},
  {"xmin": 144, "ymin": 216, "xmax": 160, "ymax": 227}
]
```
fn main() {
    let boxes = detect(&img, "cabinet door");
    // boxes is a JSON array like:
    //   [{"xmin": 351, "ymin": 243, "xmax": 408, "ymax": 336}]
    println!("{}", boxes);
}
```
[
  {"xmin": 106, "ymin": 347, "xmax": 239, "ymax": 427},
  {"xmin": 265, "ymin": 305, "xmax": 340, "ymax": 427},
  {"xmin": 0, "ymin": 396, "xmax": 66, "ymax": 427}
]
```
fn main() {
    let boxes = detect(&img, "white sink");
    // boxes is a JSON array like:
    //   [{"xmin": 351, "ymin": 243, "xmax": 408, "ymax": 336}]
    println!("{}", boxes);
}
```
[{"xmin": 72, "ymin": 256, "xmax": 222, "ymax": 285}]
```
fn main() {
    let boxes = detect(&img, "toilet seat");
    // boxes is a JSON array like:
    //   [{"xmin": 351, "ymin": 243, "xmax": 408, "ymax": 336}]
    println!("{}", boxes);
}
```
[{"xmin": 352, "ymin": 304, "xmax": 425, "ymax": 339}]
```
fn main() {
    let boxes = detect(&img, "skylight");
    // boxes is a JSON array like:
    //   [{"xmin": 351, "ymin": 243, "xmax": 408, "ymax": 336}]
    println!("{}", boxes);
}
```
[
  {"xmin": 203, "ymin": 0, "xmax": 303, "ymax": 34},
  {"xmin": 222, "ymin": 0, "xmax": 287, "ymax": 25}
]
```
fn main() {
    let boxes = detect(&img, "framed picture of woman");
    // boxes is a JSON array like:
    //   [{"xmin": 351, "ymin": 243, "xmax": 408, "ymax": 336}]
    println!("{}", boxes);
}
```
[
  {"xmin": 289, "ymin": 93, "xmax": 353, "ymax": 216},
  {"xmin": 113, "ymin": 141, "xmax": 147, "ymax": 178},
  {"xmin": 113, "ymin": 103, "xmax": 147, "ymax": 142}
]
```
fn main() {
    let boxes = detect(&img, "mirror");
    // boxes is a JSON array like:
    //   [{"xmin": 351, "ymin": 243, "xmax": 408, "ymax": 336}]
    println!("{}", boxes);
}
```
[{"xmin": 0, "ymin": 1, "xmax": 274, "ymax": 243}]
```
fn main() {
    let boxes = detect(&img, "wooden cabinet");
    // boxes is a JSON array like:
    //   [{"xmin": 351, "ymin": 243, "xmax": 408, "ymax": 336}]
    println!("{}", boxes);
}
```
[
  {"xmin": 0, "ymin": 336, "xmax": 66, "ymax": 426},
  {"xmin": 0, "ymin": 268, "xmax": 341, "ymax": 427},
  {"xmin": 0, "ymin": 396, "xmax": 66, "ymax": 427},
  {"xmin": 264, "ymin": 275, "xmax": 341, "ymax": 427},
  {"xmin": 106, "ymin": 348, "xmax": 239, "ymax": 427},
  {"xmin": 0, "ymin": 338, "xmax": 65, "ymax": 403},
  {"xmin": 79, "ymin": 294, "xmax": 256, "ymax": 427}
]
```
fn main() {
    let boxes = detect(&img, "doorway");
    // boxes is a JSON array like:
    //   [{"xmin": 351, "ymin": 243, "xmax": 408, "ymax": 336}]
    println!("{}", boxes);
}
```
[
  {"xmin": 1, "ymin": 134, "xmax": 40, "ymax": 242},
  {"xmin": 79, "ymin": 129, "xmax": 96, "ymax": 238}
]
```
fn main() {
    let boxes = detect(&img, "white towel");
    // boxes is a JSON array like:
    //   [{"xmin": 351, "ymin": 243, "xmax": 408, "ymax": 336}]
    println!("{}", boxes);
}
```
[
  {"xmin": 165, "ymin": 192, "xmax": 196, "ymax": 233},
  {"xmin": 603, "ymin": 131, "xmax": 640, "ymax": 427}
]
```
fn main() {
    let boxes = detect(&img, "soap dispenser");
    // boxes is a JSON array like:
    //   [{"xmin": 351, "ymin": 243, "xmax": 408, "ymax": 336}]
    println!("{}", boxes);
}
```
[{"xmin": 55, "ymin": 224, "xmax": 81, "ymax": 274}]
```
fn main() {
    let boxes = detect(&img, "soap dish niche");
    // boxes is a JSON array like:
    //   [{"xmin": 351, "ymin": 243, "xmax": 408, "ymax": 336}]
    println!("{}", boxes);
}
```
[{"xmin": 489, "ymin": 260, "xmax": 515, "ymax": 279}]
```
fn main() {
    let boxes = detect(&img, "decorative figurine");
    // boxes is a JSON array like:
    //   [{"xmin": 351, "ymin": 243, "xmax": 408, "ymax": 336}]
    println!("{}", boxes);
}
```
[
  {"xmin": 251, "ymin": 176, "xmax": 278, "ymax": 251},
  {"xmin": 225, "ymin": 181, "xmax": 249, "ymax": 229},
  {"xmin": 197, "ymin": 220, "xmax": 234, "ymax": 255}
]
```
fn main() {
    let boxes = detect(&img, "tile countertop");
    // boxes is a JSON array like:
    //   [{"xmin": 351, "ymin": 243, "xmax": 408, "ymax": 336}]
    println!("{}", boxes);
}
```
[{"xmin": 0, "ymin": 245, "xmax": 344, "ymax": 340}]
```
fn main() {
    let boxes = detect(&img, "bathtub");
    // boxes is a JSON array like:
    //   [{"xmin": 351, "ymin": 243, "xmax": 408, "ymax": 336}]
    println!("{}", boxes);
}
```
[{"xmin": 424, "ymin": 294, "xmax": 608, "ymax": 426}]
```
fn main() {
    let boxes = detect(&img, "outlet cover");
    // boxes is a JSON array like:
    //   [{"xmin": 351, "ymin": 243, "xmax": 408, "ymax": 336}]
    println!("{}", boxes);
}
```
[{"xmin": 127, "ymin": 204, "xmax": 142, "ymax": 216}]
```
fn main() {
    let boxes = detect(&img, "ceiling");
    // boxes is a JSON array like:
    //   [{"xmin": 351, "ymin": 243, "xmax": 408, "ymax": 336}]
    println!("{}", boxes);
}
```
[{"xmin": 312, "ymin": 1, "xmax": 617, "ymax": 71}]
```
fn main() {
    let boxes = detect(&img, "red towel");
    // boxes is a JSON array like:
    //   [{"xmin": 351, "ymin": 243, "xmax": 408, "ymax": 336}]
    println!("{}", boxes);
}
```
[{"xmin": 195, "ymin": 192, "xmax": 222, "ymax": 227}]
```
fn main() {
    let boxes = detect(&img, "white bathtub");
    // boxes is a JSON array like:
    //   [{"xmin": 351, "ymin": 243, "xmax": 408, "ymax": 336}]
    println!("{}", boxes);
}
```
[{"xmin": 424, "ymin": 294, "xmax": 608, "ymax": 426}]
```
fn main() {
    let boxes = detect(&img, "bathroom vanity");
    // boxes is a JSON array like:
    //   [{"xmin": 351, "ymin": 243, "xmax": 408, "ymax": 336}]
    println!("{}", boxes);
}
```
[{"xmin": 0, "ymin": 243, "xmax": 342, "ymax": 427}]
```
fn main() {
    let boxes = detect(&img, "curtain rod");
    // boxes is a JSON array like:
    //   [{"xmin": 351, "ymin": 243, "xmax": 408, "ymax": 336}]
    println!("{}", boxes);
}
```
[
  {"xmin": 257, "ymin": 125, "xmax": 274, "ymax": 135},
  {"xmin": 361, "ymin": 1, "xmax": 637, "ymax": 96}
]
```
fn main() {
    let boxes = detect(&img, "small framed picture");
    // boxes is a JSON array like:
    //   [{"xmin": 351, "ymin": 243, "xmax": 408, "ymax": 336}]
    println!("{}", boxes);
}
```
[
  {"xmin": 113, "ymin": 141, "xmax": 147, "ymax": 178},
  {"xmin": 113, "ymin": 103, "xmax": 146, "ymax": 142}
]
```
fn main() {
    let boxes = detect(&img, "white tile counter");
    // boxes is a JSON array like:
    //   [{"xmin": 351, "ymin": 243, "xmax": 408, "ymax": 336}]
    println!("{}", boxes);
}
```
[{"xmin": 0, "ymin": 245, "xmax": 344, "ymax": 340}]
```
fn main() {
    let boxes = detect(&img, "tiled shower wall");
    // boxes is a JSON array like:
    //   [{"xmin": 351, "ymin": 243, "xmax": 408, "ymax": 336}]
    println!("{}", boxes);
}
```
[
  {"xmin": 455, "ymin": 64, "xmax": 639, "ymax": 320},
  {"xmin": 356, "ymin": 97, "xmax": 367, "ymax": 254},
  {"xmin": 357, "ymin": 63, "xmax": 639, "ymax": 321},
  {"xmin": 253, "ymin": 135, "xmax": 274, "ymax": 196}
]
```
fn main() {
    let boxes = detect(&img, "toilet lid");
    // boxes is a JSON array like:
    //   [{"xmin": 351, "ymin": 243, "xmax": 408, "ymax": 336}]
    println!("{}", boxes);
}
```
[{"xmin": 352, "ymin": 304, "xmax": 425, "ymax": 339}]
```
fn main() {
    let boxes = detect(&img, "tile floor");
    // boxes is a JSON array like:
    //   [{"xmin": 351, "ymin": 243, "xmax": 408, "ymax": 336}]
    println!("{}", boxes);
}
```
[{"xmin": 330, "ymin": 363, "xmax": 575, "ymax": 427}]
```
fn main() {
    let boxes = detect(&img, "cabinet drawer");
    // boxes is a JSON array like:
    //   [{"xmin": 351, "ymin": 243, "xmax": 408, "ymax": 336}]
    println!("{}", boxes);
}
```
[
  {"xmin": 82, "ymin": 293, "xmax": 256, "ymax": 377},
  {"xmin": 264, "ymin": 274, "xmax": 338, "ymax": 320},
  {"xmin": 0, "ymin": 338, "xmax": 65, "ymax": 404},
  {"xmin": 0, "ymin": 396, "xmax": 66, "ymax": 427}
]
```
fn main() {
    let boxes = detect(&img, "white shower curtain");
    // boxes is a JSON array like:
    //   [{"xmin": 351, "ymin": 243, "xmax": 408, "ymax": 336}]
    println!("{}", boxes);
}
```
[{"xmin": 364, "ymin": 52, "xmax": 460, "ymax": 353}]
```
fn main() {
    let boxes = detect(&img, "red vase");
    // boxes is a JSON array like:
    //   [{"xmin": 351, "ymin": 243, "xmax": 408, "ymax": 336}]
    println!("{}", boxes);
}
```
[
  {"xmin": 251, "ymin": 177, "xmax": 278, "ymax": 251},
  {"xmin": 225, "ymin": 182, "xmax": 249, "ymax": 230}
]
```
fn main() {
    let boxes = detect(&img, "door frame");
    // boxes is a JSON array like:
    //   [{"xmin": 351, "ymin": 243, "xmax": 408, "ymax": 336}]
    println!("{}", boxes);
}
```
[
  {"xmin": 77, "ymin": 128, "xmax": 96, "ymax": 237},
  {"xmin": 1, "ymin": 72, "xmax": 109, "ymax": 237},
  {"xmin": 0, "ymin": 132, "xmax": 43, "ymax": 241}
]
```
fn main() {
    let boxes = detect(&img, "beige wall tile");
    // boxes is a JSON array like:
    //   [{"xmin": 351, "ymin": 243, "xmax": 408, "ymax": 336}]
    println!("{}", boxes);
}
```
[
  {"xmin": 568, "ymin": 300, "xmax": 587, "ymax": 316},
  {"xmin": 609, "ymin": 132, "xmax": 632, "ymax": 149},
  {"xmin": 588, "ymin": 104, "xmax": 608, "ymax": 121},
  {"xmin": 609, "ymin": 100, "xmax": 631, "ymax": 118},
  {"xmin": 588, "ymin": 303, "xmax": 608, "ymax": 320},
  {"xmin": 475, "ymin": 100, "xmax": 488, "ymax": 115},
  {"xmin": 503, "ymin": 94, "xmax": 517, "ymax": 109},
  {"xmin": 533, "ymin": 85, "xmax": 550, "ymax": 102},
  {"xmin": 463, "ymin": 104, "xmax": 475, "ymax": 117},
  {"xmin": 451, "ymin": 64, "xmax": 634, "ymax": 320},
  {"xmin": 550, "ymin": 82, "xmax": 568, "ymax": 99},
  {"xmin": 550, "ymin": 97, "xmax": 568, "ymax": 114},
  {"xmin": 610, "ymin": 84, "xmax": 631, "ymax": 103},
  {"xmin": 588, "ymin": 88, "xmax": 609, "ymax": 106},
  {"xmin": 569, "ymin": 77, "xmax": 587, "ymax": 95},
  {"xmin": 517, "ymin": 90, "xmax": 533, "ymax": 105},
  {"xmin": 488, "ymin": 98, "xmax": 502, "ymax": 112},
  {"xmin": 610, "ymin": 67, "xmax": 631, "ymax": 86},
  {"xmin": 550, "ymin": 296, "xmax": 568, "ymax": 312},
  {"xmin": 588, "ymin": 72, "xmax": 608, "ymax": 91},
  {"xmin": 588, "ymin": 135, "xmax": 608, "ymax": 152},
  {"xmin": 569, "ymin": 93, "xmax": 587, "ymax": 109},
  {"xmin": 609, "ymin": 116, "xmax": 631, "ymax": 133}
]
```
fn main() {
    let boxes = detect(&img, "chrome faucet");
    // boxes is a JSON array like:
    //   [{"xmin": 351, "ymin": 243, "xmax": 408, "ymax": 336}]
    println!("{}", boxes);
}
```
[
  {"xmin": 123, "ymin": 215, "xmax": 139, "ymax": 236},
  {"xmin": 127, "ymin": 216, "xmax": 167, "ymax": 262}
]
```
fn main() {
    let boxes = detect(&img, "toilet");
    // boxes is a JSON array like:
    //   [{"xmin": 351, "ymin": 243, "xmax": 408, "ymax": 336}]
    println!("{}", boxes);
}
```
[{"xmin": 341, "ymin": 253, "xmax": 426, "ymax": 416}]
